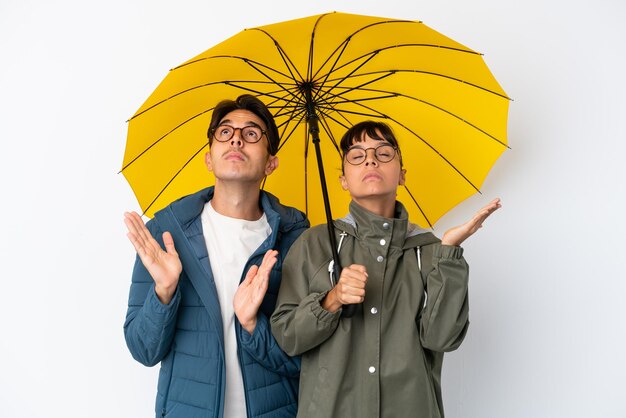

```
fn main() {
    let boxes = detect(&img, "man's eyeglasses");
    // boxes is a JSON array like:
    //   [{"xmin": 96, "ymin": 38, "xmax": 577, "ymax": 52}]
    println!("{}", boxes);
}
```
[
  {"xmin": 210, "ymin": 124, "xmax": 267, "ymax": 144},
  {"xmin": 344, "ymin": 144, "xmax": 398, "ymax": 165}
]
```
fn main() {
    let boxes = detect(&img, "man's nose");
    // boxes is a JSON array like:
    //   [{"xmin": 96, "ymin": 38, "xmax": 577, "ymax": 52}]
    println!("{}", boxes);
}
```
[{"xmin": 230, "ymin": 128, "xmax": 243, "ymax": 147}]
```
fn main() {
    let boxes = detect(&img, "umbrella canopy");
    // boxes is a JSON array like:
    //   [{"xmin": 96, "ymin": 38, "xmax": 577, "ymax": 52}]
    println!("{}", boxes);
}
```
[{"xmin": 122, "ymin": 11, "xmax": 510, "ymax": 228}]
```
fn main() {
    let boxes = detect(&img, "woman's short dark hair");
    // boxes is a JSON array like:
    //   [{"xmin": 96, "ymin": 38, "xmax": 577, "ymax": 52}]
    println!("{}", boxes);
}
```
[
  {"xmin": 207, "ymin": 94, "xmax": 279, "ymax": 155},
  {"xmin": 339, "ymin": 121, "xmax": 402, "ymax": 168}
]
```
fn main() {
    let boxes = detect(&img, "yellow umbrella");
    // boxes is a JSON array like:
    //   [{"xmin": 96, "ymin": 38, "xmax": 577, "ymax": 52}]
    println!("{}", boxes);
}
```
[{"xmin": 122, "ymin": 11, "xmax": 510, "ymax": 229}]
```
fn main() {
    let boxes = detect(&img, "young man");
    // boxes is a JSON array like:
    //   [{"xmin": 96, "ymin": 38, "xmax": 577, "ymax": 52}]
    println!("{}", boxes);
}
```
[
  {"xmin": 271, "ymin": 121, "xmax": 500, "ymax": 418},
  {"xmin": 123, "ymin": 94, "xmax": 309, "ymax": 418}
]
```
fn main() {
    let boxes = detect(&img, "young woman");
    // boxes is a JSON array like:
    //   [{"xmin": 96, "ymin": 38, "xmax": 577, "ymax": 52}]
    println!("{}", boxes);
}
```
[{"xmin": 271, "ymin": 121, "xmax": 500, "ymax": 418}]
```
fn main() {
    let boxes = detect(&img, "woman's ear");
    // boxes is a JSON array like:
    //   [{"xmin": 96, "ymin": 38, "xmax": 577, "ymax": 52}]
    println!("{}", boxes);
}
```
[
  {"xmin": 399, "ymin": 169, "xmax": 406, "ymax": 186},
  {"xmin": 340, "ymin": 175, "xmax": 349, "ymax": 191}
]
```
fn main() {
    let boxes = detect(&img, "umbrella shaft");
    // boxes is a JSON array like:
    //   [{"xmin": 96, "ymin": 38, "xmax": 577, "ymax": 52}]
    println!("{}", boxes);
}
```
[
  {"xmin": 307, "ymin": 116, "xmax": 341, "ymax": 270},
  {"xmin": 305, "ymin": 89, "xmax": 356, "ymax": 318}
]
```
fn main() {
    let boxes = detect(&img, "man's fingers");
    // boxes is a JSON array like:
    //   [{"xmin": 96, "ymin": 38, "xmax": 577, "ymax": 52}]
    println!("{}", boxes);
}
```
[
  {"xmin": 131, "ymin": 213, "xmax": 154, "ymax": 244},
  {"xmin": 126, "ymin": 231, "xmax": 145, "ymax": 255},
  {"xmin": 162, "ymin": 231, "xmax": 178, "ymax": 255},
  {"xmin": 255, "ymin": 250, "xmax": 278, "ymax": 280},
  {"xmin": 243, "ymin": 265, "xmax": 259, "ymax": 284},
  {"xmin": 256, "ymin": 274, "xmax": 269, "ymax": 294},
  {"xmin": 124, "ymin": 212, "xmax": 152, "ymax": 245},
  {"xmin": 260, "ymin": 250, "xmax": 278, "ymax": 269},
  {"xmin": 124, "ymin": 213, "xmax": 142, "ymax": 239}
]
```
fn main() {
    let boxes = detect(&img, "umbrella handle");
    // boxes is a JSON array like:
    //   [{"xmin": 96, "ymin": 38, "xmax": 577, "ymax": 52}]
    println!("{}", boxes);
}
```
[{"xmin": 342, "ymin": 301, "xmax": 357, "ymax": 318}]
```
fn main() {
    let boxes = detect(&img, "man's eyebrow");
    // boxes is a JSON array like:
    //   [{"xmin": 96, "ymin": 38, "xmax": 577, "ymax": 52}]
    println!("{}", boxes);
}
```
[{"xmin": 218, "ymin": 119, "xmax": 262, "ymax": 128}]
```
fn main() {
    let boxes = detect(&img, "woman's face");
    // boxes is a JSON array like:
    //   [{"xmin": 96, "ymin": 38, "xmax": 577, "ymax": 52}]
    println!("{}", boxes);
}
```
[{"xmin": 340, "ymin": 130, "xmax": 405, "ymax": 206}]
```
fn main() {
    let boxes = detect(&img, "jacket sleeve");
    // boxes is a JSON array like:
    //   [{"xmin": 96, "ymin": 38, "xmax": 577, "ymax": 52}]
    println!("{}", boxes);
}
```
[
  {"xmin": 238, "ymin": 313, "xmax": 301, "ymax": 377},
  {"xmin": 418, "ymin": 244, "xmax": 470, "ymax": 352},
  {"xmin": 237, "ymin": 213, "xmax": 309, "ymax": 377},
  {"xmin": 123, "ymin": 219, "xmax": 181, "ymax": 367},
  {"xmin": 270, "ymin": 233, "xmax": 342, "ymax": 356}
]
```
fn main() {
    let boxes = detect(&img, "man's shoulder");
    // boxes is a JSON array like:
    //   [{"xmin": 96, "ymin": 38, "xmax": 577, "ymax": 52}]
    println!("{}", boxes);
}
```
[
  {"xmin": 261, "ymin": 191, "xmax": 310, "ymax": 231},
  {"xmin": 154, "ymin": 187, "xmax": 213, "ymax": 224}
]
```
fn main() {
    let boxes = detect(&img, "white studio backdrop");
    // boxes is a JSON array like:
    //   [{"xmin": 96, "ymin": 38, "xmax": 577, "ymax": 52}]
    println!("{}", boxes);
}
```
[{"xmin": 0, "ymin": 0, "xmax": 624, "ymax": 417}]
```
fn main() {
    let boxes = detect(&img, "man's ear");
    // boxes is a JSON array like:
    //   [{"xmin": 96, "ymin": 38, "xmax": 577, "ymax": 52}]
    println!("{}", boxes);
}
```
[
  {"xmin": 265, "ymin": 155, "xmax": 279, "ymax": 175},
  {"xmin": 205, "ymin": 151, "xmax": 213, "ymax": 172},
  {"xmin": 340, "ymin": 175, "xmax": 349, "ymax": 191},
  {"xmin": 399, "ymin": 169, "xmax": 406, "ymax": 186}
]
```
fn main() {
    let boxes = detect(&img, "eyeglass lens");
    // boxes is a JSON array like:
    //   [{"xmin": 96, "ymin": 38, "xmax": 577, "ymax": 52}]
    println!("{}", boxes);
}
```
[
  {"xmin": 213, "ymin": 125, "xmax": 263, "ymax": 143},
  {"xmin": 346, "ymin": 144, "xmax": 396, "ymax": 165}
]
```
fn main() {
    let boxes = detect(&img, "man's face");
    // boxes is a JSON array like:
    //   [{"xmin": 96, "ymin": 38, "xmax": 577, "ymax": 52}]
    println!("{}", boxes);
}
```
[
  {"xmin": 340, "ymin": 131, "xmax": 405, "ymax": 204},
  {"xmin": 205, "ymin": 109, "xmax": 278, "ymax": 184}
]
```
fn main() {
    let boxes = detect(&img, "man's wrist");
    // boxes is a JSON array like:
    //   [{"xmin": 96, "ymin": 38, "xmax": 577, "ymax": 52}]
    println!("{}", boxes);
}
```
[
  {"xmin": 241, "ymin": 318, "xmax": 257, "ymax": 334},
  {"xmin": 154, "ymin": 284, "xmax": 176, "ymax": 305}
]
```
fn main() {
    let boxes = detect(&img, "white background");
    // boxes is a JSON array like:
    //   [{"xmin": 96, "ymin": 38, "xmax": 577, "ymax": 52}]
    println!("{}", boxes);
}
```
[{"xmin": 1, "ymin": 0, "xmax": 625, "ymax": 417}]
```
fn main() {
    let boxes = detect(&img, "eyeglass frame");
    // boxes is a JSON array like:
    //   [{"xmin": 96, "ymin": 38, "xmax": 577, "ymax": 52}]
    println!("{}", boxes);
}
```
[
  {"xmin": 343, "ymin": 143, "xmax": 400, "ymax": 166},
  {"xmin": 209, "ymin": 124, "xmax": 268, "ymax": 144}
]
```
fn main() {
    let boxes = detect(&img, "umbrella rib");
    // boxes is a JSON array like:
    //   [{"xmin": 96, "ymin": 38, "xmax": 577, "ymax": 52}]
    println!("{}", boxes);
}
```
[
  {"xmin": 325, "ymin": 83, "xmax": 509, "ymax": 148},
  {"xmin": 317, "ymin": 105, "xmax": 387, "ymax": 119},
  {"xmin": 142, "ymin": 142, "xmax": 208, "ymax": 216},
  {"xmin": 319, "ymin": 53, "xmax": 510, "ymax": 108},
  {"xmin": 129, "ymin": 79, "xmax": 295, "ymax": 121},
  {"xmin": 310, "ymin": 18, "xmax": 422, "ymax": 81},
  {"xmin": 316, "ymin": 112, "xmax": 343, "ymax": 153},
  {"xmin": 314, "ymin": 52, "xmax": 379, "ymax": 108},
  {"xmin": 404, "ymin": 94, "xmax": 509, "ymax": 148},
  {"xmin": 327, "ymin": 69, "xmax": 510, "ymax": 100},
  {"xmin": 241, "ymin": 61, "xmax": 304, "ymax": 103},
  {"xmin": 127, "ymin": 85, "xmax": 303, "ymax": 177},
  {"xmin": 315, "ymin": 92, "xmax": 487, "ymax": 192},
  {"xmin": 171, "ymin": 55, "xmax": 300, "ymax": 88},
  {"xmin": 267, "ymin": 87, "xmax": 308, "ymax": 119},
  {"xmin": 314, "ymin": 86, "xmax": 390, "ymax": 121},
  {"xmin": 314, "ymin": 37, "xmax": 352, "ymax": 99},
  {"xmin": 121, "ymin": 109, "xmax": 213, "ymax": 172},
  {"xmin": 402, "ymin": 185, "xmax": 434, "ymax": 229},
  {"xmin": 307, "ymin": 13, "xmax": 330, "ymax": 82},
  {"xmin": 221, "ymin": 80, "xmax": 298, "ymax": 104},
  {"xmin": 392, "ymin": 118, "xmax": 483, "ymax": 193},
  {"xmin": 276, "ymin": 108, "xmax": 308, "ymax": 153},
  {"xmin": 246, "ymin": 28, "xmax": 305, "ymax": 83},
  {"xmin": 241, "ymin": 84, "xmax": 306, "ymax": 118},
  {"xmin": 172, "ymin": 54, "xmax": 295, "ymax": 80},
  {"xmin": 316, "ymin": 71, "xmax": 396, "ymax": 106},
  {"xmin": 315, "ymin": 107, "xmax": 354, "ymax": 133},
  {"xmin": 322, "ymin": 43, "xmax": 482, "ymax": 80}
]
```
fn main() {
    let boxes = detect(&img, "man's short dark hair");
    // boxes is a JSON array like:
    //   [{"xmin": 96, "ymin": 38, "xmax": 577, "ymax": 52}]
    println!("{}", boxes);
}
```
[{"xmin": 207, "ymin": 94, "xmax": 280, "ymax": 155}]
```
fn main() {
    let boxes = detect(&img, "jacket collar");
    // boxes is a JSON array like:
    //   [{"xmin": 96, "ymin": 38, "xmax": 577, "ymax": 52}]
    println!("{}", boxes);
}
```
[
  {"xmin": 165, "ymin": 186, "xmax": 293, "ymax": 248},
  {"xmin": 336, "ymin": 200, "xmax": 437, "ymax": 249}
]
